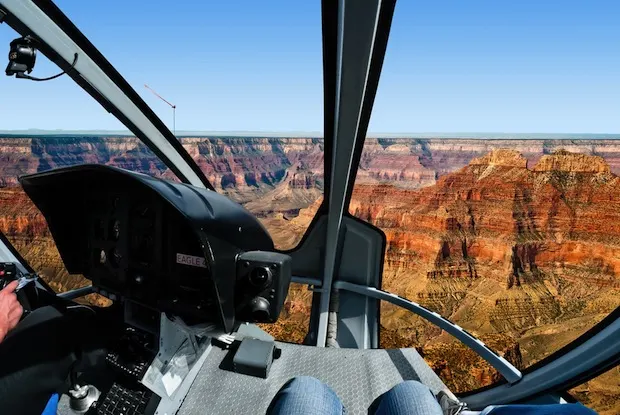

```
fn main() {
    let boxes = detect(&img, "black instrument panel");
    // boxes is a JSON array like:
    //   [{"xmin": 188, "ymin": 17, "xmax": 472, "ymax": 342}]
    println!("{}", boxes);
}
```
[
  {"xmin": 20, "ymin": 164, "xmax": 277, "ymax": 332},
  {"xmin": 86, "ymin": 189, "xmax": 218, "ymax": 322}
]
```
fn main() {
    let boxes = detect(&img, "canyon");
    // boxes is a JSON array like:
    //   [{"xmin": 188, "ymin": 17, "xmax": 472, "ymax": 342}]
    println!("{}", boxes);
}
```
[
  {"xmin": 349, "ymin": 149, "xmax": 620, "ymax": 392},
  {"xmin": 0, "ymin": 135, "xmax": 619, "ymax": 413},
  {"xmin": 265, "ymin": 146, "xmax": 620, "ymax": 408}
]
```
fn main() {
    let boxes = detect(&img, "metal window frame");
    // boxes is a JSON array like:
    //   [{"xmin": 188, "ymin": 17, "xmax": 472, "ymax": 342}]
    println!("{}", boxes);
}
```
[
  {"xmin": 331, "ymin": 281, "xmax": 620, "ymax": 408},
  {"xmin": 57, "ymin": 285, "xmax": 94, "ymax": 300},
  {"xmin": 463, "ymin": 311, "xmax": 620, "ymax": 409},
  {"xmin": 334, "ymin": 281, "xmax": 523, "ymax": 384},
  {"xmin": 313, "ymin": 0, "xmax": 396, "ymax": 347}
]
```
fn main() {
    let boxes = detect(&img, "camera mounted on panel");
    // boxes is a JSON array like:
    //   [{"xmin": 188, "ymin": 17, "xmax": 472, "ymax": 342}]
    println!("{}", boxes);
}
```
[{"xmin": 235, "ymin": 251, "xmax": 292, "ymax": 323}]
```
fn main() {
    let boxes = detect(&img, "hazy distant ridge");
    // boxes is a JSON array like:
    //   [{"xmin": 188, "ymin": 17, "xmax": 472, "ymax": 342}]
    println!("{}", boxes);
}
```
[{"xmin": 0, "ymin": 129, "xmax": 619, "ymax": 139}]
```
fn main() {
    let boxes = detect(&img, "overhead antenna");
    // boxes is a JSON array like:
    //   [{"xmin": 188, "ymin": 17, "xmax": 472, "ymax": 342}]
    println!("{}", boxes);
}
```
[{"xmin": 144, "ymin": 84, "xmax": 177, "ymax": 137}]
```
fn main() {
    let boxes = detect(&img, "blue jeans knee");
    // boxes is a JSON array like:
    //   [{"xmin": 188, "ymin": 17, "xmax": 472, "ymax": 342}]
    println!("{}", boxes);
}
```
[
  {"xmin": 269, "ymin": 376, "xmax": 345, "ymax": 415},
  {"xmin": 375, "ymin": 380, "xmax": 443, "ymax": 415}
]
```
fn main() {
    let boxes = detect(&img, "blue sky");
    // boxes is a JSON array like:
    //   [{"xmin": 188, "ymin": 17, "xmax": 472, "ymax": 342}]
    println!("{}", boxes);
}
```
[{"xmin": 0, "ymin": 0, "xmax": 618, "ymax": 133}]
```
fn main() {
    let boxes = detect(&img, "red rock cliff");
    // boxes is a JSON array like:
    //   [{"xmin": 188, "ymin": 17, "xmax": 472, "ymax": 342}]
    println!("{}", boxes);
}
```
[{"xmin": 351, "ymin": 149, "xmax": 620, "ymax": 367}]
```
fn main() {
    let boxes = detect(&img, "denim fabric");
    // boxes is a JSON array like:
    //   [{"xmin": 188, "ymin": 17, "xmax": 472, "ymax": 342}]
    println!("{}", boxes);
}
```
[
  {"xmin": 374, "ymin": 380, "xmax": 444, "ymax": 415},
  {"xmin": 269, "ymin": 376, "xmax": 346, "ymax": 415},
  {"xmin": 268, "ymin": 377, "xmax": 598, "ymax": 415},
  {"xmin": 481, "ymin": 404, "xmax": 598, "ymax": 415},
  {"xmin": 269, "ymin": 377, "xmax": 444, "ymax": 415}
]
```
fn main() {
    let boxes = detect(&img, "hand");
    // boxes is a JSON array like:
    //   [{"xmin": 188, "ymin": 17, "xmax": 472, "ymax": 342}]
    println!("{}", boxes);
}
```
[{"xmin": 0, "ymin": 280, "xmax": 23, "ymax": 343}]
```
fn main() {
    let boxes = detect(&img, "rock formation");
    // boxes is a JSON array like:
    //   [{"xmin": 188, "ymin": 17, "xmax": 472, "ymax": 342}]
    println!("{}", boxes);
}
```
[{"xmin": 350, "ymin": 149, "xmax": 620, "ymax": 378}]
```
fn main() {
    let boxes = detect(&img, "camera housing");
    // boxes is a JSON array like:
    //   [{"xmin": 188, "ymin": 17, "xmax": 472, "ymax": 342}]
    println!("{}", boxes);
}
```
[
  {"xmin": 5, "ymin": 37, "xmax": 36, "ymax": 77},
  {"xmin": 235, "ymin": 251, "xmax": 292, "ymax": 323}
]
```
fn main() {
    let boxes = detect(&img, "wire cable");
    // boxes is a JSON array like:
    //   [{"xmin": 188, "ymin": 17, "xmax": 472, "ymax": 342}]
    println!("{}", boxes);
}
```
[{"xmin": 18, "ymin": 52, "xmax": 78, "ymax": 82}]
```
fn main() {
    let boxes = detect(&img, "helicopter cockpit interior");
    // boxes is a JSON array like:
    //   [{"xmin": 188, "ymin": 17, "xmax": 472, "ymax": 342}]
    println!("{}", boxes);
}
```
[
  {"xmin": 16, "ymin": 163, "xmax": 294, "ymax": 414},
  {"xmin": 0, "ymin": 1, "xmax": 618, "ymax": 415}
]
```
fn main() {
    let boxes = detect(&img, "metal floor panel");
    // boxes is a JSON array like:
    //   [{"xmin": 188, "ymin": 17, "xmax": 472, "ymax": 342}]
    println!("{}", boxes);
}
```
[{"xmin": 179, "ymin": 342, "xmax": 454, "ymax": 415}]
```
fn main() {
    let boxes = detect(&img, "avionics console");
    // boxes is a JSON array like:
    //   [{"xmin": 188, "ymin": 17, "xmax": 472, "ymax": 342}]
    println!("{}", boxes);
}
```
[
  {"xmin": 19, "ymin": 165, "xmax": 292, "ymax": 332},
  {"xmin": 85, "ymin": 188, "xmax": 222, "ymax": 322}
]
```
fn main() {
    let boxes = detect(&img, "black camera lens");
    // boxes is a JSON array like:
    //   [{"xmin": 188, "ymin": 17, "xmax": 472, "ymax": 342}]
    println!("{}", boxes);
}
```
[
  {"xmin": 250, "ymin": 297, "xmax": 271, "ymax": 322},
  {"xmin": 249, "ymin": 266, "xmax": 272, "ymax": 288}
]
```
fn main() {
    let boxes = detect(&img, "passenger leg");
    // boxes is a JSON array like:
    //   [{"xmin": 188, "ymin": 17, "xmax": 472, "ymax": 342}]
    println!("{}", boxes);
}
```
[
  {"xmin": 268, "ymin": 376, "xmax": 345, "ymax": 415},
  {"xmin": 374, "ymin": 380, "xmax": 444, "ymax": 415}
]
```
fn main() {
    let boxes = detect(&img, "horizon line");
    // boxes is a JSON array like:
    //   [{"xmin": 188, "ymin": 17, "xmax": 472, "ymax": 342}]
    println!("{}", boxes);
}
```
[{"xmin": 0, "ymin": 129, "xmax": 619, "ymax": 138}]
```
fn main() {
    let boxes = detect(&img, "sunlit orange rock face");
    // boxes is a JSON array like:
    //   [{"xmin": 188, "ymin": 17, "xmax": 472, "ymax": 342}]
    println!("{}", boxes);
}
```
[
  {"xmin": 0, "ymin": 188, "xmax": 49, "ymax": 236},
  {"xmin": 0, "ymin": 187, "xmax": 111, "ymax": 306},
  {"xmin": 351, "ymin": 149, "xmax": 620, "ymax": 289},
  {"xmin": 351, "ymin": 149, "xmax": 620, "ymax": 387}
]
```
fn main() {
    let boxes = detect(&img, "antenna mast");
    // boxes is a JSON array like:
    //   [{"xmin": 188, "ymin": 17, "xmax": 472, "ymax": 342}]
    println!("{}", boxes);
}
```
[{"xmin": 144, "ymin": 84, "xmax": 177, "ymax": 136}]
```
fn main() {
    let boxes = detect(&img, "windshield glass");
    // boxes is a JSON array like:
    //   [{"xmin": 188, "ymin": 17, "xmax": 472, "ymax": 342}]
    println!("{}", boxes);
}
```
[
  {"xmin": 0, "ymin": 1, "xmax": 322, "ymax": 330},
  {"xmin": 0, "ymin": 16, "xmax": 179, "ymax": 302},
  {"xmin": 43, "ymin": 0, "xmax": 326, "ymax": 251},
  {"xmin": 349, "ymin": 0, "xmax": 620, "ymax": 403}
]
